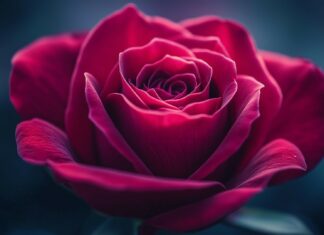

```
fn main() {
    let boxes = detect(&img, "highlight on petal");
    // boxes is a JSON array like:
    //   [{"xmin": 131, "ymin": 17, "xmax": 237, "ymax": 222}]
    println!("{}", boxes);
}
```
[
  {"xmin": 262, "ymin": 51, "xmax": 324, "ymax": 172},
  {"xmin": 190, "ymin": 75, "xmax": 263, "ymax": 179},
  {"xmin": 66, "ymin": 4, "xmax": 189, "ymax": 163},
  {"xmin": 232, "ymin": 139, "xmax": 307, "ymax": 188},
  {"xmin": 182, "ymin": 97, "xmax": 222, "ymax": 115},
  {"xmin": 16, "ymin": 118, "xmax": 74, "ymax": 165},
  {"xmin": 10, "ymin": 33, "xmax": 85, "ymax": 128},
  {"xmin": 174, "ymin": 34, "xmax": 229, "ymax": 56}
]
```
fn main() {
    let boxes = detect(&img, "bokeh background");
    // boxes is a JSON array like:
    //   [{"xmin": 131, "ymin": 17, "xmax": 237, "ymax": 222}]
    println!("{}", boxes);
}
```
[{"xmin": 1, "ymin": 0, "xmax": 324, "ymax": 234}]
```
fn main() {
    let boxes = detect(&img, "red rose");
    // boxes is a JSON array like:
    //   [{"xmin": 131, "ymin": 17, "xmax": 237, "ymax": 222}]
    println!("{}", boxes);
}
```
[{"xmin": 10, "ymin": 4, "xmax": 324, "ymax": 233}]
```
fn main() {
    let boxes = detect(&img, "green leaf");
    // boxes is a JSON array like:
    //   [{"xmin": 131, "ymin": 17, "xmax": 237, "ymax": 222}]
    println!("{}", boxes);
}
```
[{"xmin": 226, "ymin": 207, "xmax": 313, "ymax": 235}]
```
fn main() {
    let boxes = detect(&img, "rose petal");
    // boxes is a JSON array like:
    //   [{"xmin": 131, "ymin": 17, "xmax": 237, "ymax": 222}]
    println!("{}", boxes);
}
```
[
  {"xmin": 50, "ymin": 161, "xmax": 223, "ymax": 218},
  {"xmin": 135, "ymin": 54, "xmax": 198, "ymax": 89},
  {"xmin": 190, "ymin": 75, "xmax": 263, "ymax": 179},
  {"xmin": 10, "ymin": 33, "xmax": 85, "ymax": 128},
  {"xmin": 144, "ymin": 187, "xmax": 261, "ymax": 232},
  {"xmin": 119, "ymin": 38, "xmax": 194, "ymax": 83},
  {"xmin": 175, "ymin": 34, "xmax": 229, "ymax": 56},
  {"xmin": 15, "ymin": 118, "xmax": 224, "ymax": 218},
  {"xmin": 231, "ymin": 139, "xmax": 307, "ymax": 188},
  {"xmin": 182, "ymin": 16, "xmax": 283, "ymax": 163},
  {"xmin": 84, "ymin": 73, "xmax": 152, "ymax": 174},
  {"xmin": 117, "ymin": 64, "xmax": 178, "ymax": 111},
  {"xmin": 262, "ymin": 51, "xmax": 324, "ymax": 171},
  {"xmin": 105, "ymin": 93, "xmax": 229, "ymax": 178},
  {"xmin": 66, "ymin": 4, "xmax": 188, "ymax": 164},
  {"xmin": 193, "ymin": 49, "xmax": 236, "ymax": 98},
  {"xmin": 16, "ymin": 119, "xmax": 74, "ymax": 165},
  {"xmin": 182, "ymin": 97, "xmax": 222, "ymax": 115}
]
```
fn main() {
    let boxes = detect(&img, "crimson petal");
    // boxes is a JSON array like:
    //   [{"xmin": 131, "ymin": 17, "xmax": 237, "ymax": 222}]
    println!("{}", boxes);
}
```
[
  {"xmin": 10, "ymin": 33, "xmax": 85, "ymax": 128},
  {"xmin": 119, "ymin": 38, "xmax": 194, "ymax": 83},
  {"xmin": 190, "ymin": 75, "xmax": 263, "ymax": 179},
  {"xmin": 105, "ymin": 93, "xmax": 229, "ymax": 178},
  {"xmin": 262, "ymin": 51, "xmax": 324, "ymax": 172},
  {"xmin": 144, "ymin": 187, "xmax": 261, "ymax": 232},
  {"xmin": 231, "ymin": 139, "xmax": 307, "ymax": 188},
  {"xmin": 16, "ymin": 118, "xmax": 74, "ymax": 164},
  {"xmin": 84, "ymin": 73, "xmax": 152, "ymax": 174},
  {"xmin": 175, "ymin": 34, "xmax": 229, "ymax": 56}
]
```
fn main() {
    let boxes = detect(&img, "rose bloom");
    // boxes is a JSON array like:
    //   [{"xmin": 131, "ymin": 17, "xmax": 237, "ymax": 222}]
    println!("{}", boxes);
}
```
[{"xmin": 10, "ymin": 4, "xmax": 324, "ymax": 234}]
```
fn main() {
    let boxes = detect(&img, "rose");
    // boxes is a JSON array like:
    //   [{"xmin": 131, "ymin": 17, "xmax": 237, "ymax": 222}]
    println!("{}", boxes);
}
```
[{"xmin": 10, "ymin": 4, "xmax": 324, "ymax": 234}]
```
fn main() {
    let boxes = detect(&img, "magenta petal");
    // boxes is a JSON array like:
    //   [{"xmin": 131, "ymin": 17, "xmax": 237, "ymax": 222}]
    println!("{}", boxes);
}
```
[
  {"xmin": 182, "ymin": 16, "xmax": 283, "ymax": 161},
  {"xmin": 105, "ymin": 93, "xmax": 229, "ymax": 178},
  {"xmin": 84, "ymin": 73, "xmax": 152, "ymax": 175},
  {"xmin": 144, "ymin": 187, "xmax": 261, "ymax": 232},
  {"xmin": 16, "ymin": 119, "xmax": 74, "ymax": 165},
  {"xmin": 135, "ymin": 55, "xmax": 199, "ymax": 87},
  {"xmin": 190, "ymin": 75, "xmax": 263, "ymax": 179},
  {"xmin": 119, "ymin": 38, "xmax": 194, "ymax": 82},
  {"xmin": 232, "ymin": 139, "xmax": 307, "ymax": 187},
  {"xmin": 193, "ymin": 49, "xmax": 236, "ymax": 97},
  {"xmin": 175, "ymin": 34, "xmax": 229, "ymax": 56},
  {"xmin": 66, "ymin": 4, "xmax": 187, "ymax": 166},
  {"xmin": 183, "ymin": 98, "xmax": 222, "ymax": 115},
  {"xmin": 10, "ymin": 33, "xmax": 85, "ymax": 128},
  {"xmin": 262, "ymin": 51, "xmax": 324, "ymax": 171},
  {"xmin": 49, "ymin": 161, "xmax": 224, "ymax": 218}
]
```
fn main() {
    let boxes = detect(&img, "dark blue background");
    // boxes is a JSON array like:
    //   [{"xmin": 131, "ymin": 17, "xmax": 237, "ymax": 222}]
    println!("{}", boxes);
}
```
[{"xmin": 1, "ymin": 0, "xmax": 324, "ymax": 234}]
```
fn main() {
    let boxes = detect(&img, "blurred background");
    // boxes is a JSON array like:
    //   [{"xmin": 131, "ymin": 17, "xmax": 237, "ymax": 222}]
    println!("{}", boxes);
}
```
[{"xmin": 1, "ymin": 0, "xmax": 324, "ymax": 234}]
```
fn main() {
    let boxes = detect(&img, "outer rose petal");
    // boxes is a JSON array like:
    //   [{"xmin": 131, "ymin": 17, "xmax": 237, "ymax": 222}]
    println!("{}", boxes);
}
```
[
  {"xmin": 182, "ymin": 16, "xmax": 283, "ymax": 163},
  {"xmin": 143, "ymin": 187, "xmax": 261, "ymax": 232},
  {"xmin": 261, "ymin": 51, "xmax": 324, "ymax": 171},
  {"xmin": 143, "ymin": 140, "xmax": 306, "ymax": 232},
  {"xmin": 15, "ymin": 118, "xmax": 224, "ymax": 218},
  {"xmin": 16, "ymin": 118, "xmax": 74, "ymax": 164},
  {"xmin": 10, "ymin": 33, "xmax": 85, "ymax": 128},
  {"xmin": 231, "ymin": 139, "xmax": 307, "ymax": 188},
  {"xmin": 174, "ymin": 35, "xmax": 229, "ymax": 56},
  {"xmin": 66, "ymin": 4, "xmax": 189, "ymax": 164}
]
